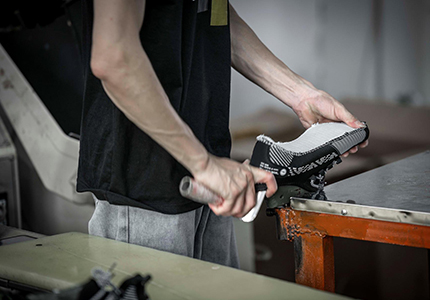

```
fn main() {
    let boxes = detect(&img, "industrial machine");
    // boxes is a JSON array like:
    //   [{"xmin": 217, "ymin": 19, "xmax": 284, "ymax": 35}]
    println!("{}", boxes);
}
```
[
  {"xmin": 0, "ymin": 43, "xmax": 94, "ymax": 233},
  {"xmin": 0, "ymin": 117, "xmax": 20, "ymax": 227}
]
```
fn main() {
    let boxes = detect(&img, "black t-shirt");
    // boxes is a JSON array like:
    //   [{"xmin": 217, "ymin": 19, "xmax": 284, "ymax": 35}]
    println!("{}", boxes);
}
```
[{"xmin": 77, "ymin": 0, "xmax": 231, "ymax": 214}]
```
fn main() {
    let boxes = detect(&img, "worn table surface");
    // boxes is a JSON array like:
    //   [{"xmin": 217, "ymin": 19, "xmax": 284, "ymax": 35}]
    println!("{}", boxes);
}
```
[
  {"xmin": 291, "ymin": 151, "xmax": 430, "ymax": 226},
  {"xmin": 0, "ymin": 232, "xmax": 351, "ymax": 300},
  {"xmin": 326, "ymin": 151, "xmax": 430, "ymax": 211}
]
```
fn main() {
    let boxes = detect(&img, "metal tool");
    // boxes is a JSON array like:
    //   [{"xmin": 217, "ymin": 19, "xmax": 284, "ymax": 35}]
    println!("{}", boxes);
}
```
[{"xmin": 179, "ymin": 176, "xmax": 267, "ymax": 222}]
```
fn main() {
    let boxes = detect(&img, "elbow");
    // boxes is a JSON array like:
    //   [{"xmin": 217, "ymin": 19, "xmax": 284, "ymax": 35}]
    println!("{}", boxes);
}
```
[
  {"xmin": 90, "ymin": 48, "xmax": 127, "ymax": 81},
  {"xmin": 90, "ymin": 56, "xmax": 109, "ymax": 81}
]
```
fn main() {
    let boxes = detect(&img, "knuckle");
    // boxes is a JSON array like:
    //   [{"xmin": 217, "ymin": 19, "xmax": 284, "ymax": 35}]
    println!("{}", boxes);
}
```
[
  {"xmin": 239, "ymin": 180, "xmax": 248, "ymax": 191},
  {"xmin": 244, "ymin": 168, "xmax": 253, "ymax": 179},
  {"xmin": 230, "ymin": 186, "xmax": 240, "ymax": 199},
  {"xmin": 216, "ymin": 207, "xmax": 229, "ymax": 216},
  {"xmin": 266, "ymin": 171, "xmax": 275, "ymax": 181},
  {"xmin": 210, "ymin": 207, "xmax": 222, "ymax": 216}
]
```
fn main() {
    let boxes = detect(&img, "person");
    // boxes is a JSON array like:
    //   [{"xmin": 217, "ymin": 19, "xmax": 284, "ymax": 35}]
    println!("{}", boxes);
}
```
[{"xmin": 77, "ymin": 0, "xmax": 367, "ymax": 268}]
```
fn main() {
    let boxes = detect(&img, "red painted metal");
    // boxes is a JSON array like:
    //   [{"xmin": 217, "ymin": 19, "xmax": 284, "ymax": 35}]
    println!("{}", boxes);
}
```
[
  {"xmin": 273, "ymin": 207, "xmax": 430, "ymax": 291},
  {"xmin": 294, "ymin": 234, "xmax": 335, "ymax": 292}
]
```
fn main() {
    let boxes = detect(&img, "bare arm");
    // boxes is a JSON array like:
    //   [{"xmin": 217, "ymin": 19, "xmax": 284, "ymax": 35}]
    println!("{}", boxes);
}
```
[
  {"xmin": 229, "ymin": 4, "xmax": 368, "ymax": 154},
  {"xmin": 91, "ymin": 0, "xmax": 209, "ymax": 174},
  {"xmin": 90, "ymin": 0, "xmax": 277, "ymax": 216}
]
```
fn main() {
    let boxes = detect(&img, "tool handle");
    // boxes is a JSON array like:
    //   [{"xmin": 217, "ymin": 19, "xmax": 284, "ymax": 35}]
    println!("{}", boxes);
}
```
[
  {"xmin": 179, "ymin": 176, "xmax": 267, "ymax": 222},
  {"xmin": 179, "ymin": 176, "xmax": 223, "ymax": 205}
]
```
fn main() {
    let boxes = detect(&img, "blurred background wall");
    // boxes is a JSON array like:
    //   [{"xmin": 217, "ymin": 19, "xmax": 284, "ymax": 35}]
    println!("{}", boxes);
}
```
[{"xmin": 230, "ymin": 0, "xmax": 430, "ymax": 119}]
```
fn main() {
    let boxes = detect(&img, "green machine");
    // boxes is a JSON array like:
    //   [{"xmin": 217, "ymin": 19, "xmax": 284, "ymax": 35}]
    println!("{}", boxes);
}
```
[{"xmin": 0, "ymin": 228, "xmax": 351, "ymax": 300}]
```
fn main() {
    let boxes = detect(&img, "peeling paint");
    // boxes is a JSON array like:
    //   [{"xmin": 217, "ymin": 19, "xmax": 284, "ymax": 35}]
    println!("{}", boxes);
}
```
[{"xmin": 275, "ymin": 208, "xmax": 327, "ymax": 241}]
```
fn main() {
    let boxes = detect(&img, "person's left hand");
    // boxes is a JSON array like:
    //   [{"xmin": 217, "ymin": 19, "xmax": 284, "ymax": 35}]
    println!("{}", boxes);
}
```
[{"xmin": 291, "ymin": 81, "xmax": 368, "ymax": 157}]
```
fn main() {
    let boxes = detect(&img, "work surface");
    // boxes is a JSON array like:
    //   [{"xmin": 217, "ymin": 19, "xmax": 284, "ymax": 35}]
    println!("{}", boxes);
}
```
[
  {"xmin": 0, "ymin": 232, "xmax": 351, "ymax": 299},
  {"xmin": 291, "ymin": 151, "xmax": 430, "ymax": 226}
]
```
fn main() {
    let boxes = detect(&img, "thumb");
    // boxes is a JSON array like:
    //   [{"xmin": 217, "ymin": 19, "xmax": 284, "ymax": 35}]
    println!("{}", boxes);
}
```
[
  {"xmin": 336, "ymin": 104, "xmax": 364, "ymax": 129},
  {"xmin": 249, "ymin": 166, "xmax": 277, "ymax": 198}
]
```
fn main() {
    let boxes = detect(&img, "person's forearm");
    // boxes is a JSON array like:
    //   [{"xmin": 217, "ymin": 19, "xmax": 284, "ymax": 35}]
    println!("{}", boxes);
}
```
[
  {"xmin": 230, "ymin": 4, "xmax": 313, "ymax": 109},
  {"xmin": 91, "ymin": 44, "xmax": 209, "ymax": 175},
  {"xmin": 91, "ymin": 0, "xmax": 209, "ymax": 176}
]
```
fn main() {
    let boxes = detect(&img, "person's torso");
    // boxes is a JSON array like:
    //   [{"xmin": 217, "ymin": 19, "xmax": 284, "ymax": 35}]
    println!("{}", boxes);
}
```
[{"xmin": 77, "ymin": 0, "xmax": 232, "ymax": 214}]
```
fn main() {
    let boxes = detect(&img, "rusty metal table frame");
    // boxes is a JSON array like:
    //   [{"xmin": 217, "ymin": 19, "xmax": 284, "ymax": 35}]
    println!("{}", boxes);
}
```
[
  {"xmin": 269, "ymin": 151, "xmax": 430, "ymax": 292},
  {"xmin": 271, "ymin": 207, "xmax": 430, "ymax": 292}
]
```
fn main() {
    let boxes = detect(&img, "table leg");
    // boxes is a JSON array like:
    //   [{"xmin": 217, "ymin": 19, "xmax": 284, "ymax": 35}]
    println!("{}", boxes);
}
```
[
  {"xmin": 428, "ymin": 249, "xmax": 430, "ymax": 298},
  {"xmin": 294, "ymin": 234, "xmax": 335, "ymax": 292}
]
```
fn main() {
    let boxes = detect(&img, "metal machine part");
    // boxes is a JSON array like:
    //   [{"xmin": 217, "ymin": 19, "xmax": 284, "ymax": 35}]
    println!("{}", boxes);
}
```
[
  {"xmin": 0, "ymin": 225, "xmax": 46, "ymax": 293},
  {"xmin": 288, "ymin": 151, "xmax": 430, "ymax": 226},
  {"xmin": 265, "ymin": 185, "xmax": 314, "ymax": 209},
  {"xmin": 0, "ymin": 199, "xmax": 6, "ymax": 225},
  {"xmin": 290, "ymin": 197, "xmax": 430, "ymax": 227},
  {"xmin": 0, "ymin": 116, "xmax": 20, "ymax": 227},
  {"xmin": 0, "ymin": 232, "xmax": 352, "ymax": 299},
  {"xmin": 0, "ymin": 224, "xmax": 43, "ymax": 246},
  {"xmin": 266, "ymin": 151, "xmax": 430, "ymax": 227},
  {"xmin": 0, "ymin": 45, "xmax": 90, "ymax": 205}
]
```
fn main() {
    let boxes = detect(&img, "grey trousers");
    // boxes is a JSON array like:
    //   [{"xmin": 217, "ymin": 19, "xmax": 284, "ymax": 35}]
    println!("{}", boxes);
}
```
[{"xmin": 88, "ymin": 197, "xmax": 239, "ymax": 268}]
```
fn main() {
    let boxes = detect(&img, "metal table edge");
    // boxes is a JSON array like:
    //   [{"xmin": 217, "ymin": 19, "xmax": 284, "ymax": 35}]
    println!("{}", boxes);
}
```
[{"xmin": 290, "ymin": 197, "xmax": 430, "ymax": 227}]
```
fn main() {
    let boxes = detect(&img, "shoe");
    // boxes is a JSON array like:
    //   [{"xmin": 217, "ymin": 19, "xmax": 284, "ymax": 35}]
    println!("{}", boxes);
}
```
[{"xmin": 250, "ymin": 122, "xmax": 369, "ymax": 208}]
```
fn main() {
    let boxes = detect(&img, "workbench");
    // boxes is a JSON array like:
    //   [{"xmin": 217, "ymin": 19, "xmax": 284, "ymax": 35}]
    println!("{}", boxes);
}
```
[
  {"xmin": 0, "ymin": 229, "xmax": 352, "ymax": 299},
  {"xmin": 269, "ymin": 151, "xmax": 430, "ymax": 291}
]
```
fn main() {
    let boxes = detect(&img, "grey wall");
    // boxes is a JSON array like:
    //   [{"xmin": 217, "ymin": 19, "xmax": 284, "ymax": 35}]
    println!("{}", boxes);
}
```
[{"xmin": 230, "ymin": 0, "xmax": 430, "ymax": 119}]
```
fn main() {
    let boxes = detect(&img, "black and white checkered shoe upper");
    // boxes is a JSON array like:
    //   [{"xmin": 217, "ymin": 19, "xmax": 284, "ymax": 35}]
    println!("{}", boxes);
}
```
[{"xmin": 250, "ymin": 122, "xmax": 369, "ymax": 196}]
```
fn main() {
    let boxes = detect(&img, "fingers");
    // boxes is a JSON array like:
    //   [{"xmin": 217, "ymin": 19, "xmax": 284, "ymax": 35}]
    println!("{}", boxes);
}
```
[
  {"xmin": 349, "ymin": 146, "xmax": 359, "ymax": 154},
  {"xmin": 208, "ymin": 161, "xmax": 276, "ymax": 218},
  {"xmin": 359, "ymin": 140, "xmax": 369, "ymax": 148},
  {"xmin": 232, "ymin": 165, "xmax": 257, "ymax": 218},
  {"xmin": 202, "ymin": 155, "xmax": 278, "ymax": 218},
  {"xmin": 331, "ymin": 101, "xmax": 357, "ymax": 126},
  {"xmin": 236, "ymin": 159, "xmax": 258, "ymax": 217},
  {"xmin": 335, "ymin": 104, "xmax": 368, "ymax": 130},
  {"xmin": 341, "ymin": 141, "xmax": 368, "ymax": 158},
  {"xmin": 209, "ymin": 183, "xmax": 243, "ymax": 216},
  {"xmin": 233, "ymin": 182, "xmax": 256, "ymax": 218},
  {"xmin": 249, "ymin": 166, "xmax": 278, "ymax": 198},
  {"xmin": 209, "ymin": 164, "xmax": 255, "ymax": 217},
  {"xmin": 342, "ymin": 146, "xmax": 358, "ymax": 157}
]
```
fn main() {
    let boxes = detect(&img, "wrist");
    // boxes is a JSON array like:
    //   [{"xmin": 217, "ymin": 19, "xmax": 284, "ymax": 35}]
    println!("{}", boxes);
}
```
[{"xmin": 188, "ymin": 151, "xmax": 211, "ymax": 176}]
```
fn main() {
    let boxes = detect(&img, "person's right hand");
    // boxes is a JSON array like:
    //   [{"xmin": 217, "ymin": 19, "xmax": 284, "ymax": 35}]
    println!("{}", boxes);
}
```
[
  {"xmin": 290, "ymin": 79, "xmax": 369, "ymax": 157},
  {"xmin": 193, "ymin": 154, "xmax": 277, "ymax": 218}
]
